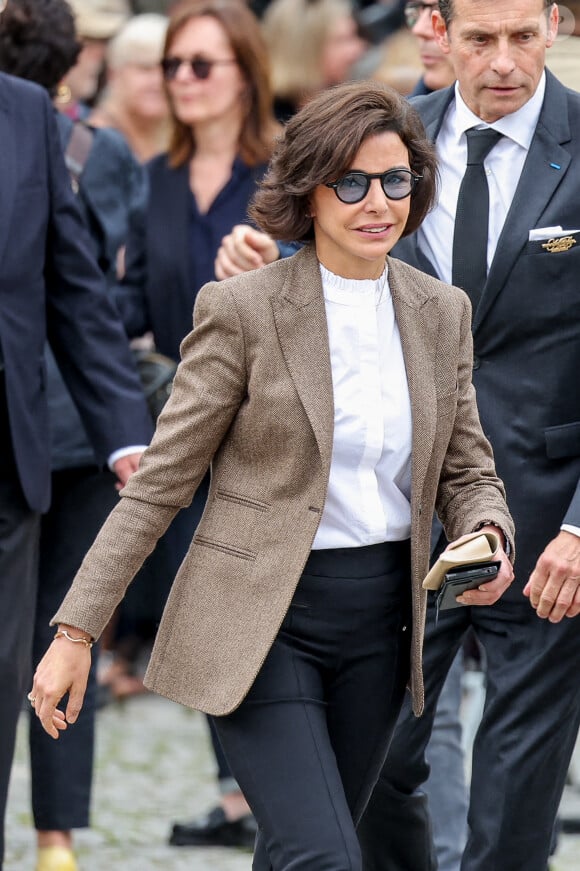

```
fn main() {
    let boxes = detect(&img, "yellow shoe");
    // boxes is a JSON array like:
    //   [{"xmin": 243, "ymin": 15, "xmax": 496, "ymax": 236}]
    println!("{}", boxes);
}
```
[{"xmin": 36, "ymin": 846, "xmax": 78, "ymax": 871}]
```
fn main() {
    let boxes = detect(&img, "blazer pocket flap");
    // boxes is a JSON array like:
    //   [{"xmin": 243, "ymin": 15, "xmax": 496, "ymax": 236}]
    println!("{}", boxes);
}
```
[{"xmin": 545, "ymin": 421, "xmax": 580, "ymax": 460}]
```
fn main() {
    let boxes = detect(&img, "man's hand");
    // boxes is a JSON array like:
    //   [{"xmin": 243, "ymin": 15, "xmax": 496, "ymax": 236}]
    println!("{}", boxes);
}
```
[
  {"xmin": 29, "ymin": 627, "xmax": 92, "ymax": 739},
  {"xmin": 452, "ymin": 525, "xmax": 514, "ymax": 607},
  {"xmin": 523, "ymin": 530, "xmax": 580, "ymax": 621},
  {"xmin": 215, "ymin": 225, "xmax": 279, "ymax": 279},
  {"xmin": 113, "ymin": 451, "xmax": 143, "ymax": 489}
]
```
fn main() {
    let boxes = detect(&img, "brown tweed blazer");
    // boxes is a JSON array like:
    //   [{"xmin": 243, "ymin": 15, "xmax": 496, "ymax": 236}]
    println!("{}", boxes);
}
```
[{"xmin": 53, "ymin": 244, "xmax": 514, "ymax": 716}]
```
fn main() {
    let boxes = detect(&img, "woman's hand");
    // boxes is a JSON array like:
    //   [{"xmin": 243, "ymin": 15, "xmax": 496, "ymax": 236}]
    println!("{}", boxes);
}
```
[
  {"xmin": 29, "ymin": 626, "xmax": 92, "ymax": 739},
  {"xmin": 448, "ymin": 525, "xmax": 514, "ymax": 607}
]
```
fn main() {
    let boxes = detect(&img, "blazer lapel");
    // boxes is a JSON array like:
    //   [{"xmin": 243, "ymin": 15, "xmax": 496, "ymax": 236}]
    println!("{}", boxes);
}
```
[
  {"xmin": 474, "ymin": 72, "xmax": 572, "ymax": 332},
  {"xmin": 388, "ymin": 259, "xmax": 440, "ymax": 510},
  {"xmin": 0, "ymin": 84, "xmax": 18, "ymax": 270},
  {"xmin": 271, "ymin": 245, "xmax": 334, "ymax": 472}
]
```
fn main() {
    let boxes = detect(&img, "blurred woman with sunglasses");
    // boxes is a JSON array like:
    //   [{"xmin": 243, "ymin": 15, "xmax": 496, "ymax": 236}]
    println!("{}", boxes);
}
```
[
  {"xmin": 33, "ymin": 80, "xmax": 514, "ymax": 870},
  {"xmin": 115, "ymin": 0, "xmax": 278, "ymax": 363},
  {"xmin": 110, "ymin": 0, "xmax": 278, "ymax": 847}
]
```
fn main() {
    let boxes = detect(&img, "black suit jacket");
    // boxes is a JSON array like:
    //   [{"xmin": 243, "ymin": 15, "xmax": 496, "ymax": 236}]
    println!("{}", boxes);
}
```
[
  {"xmin": 0, "ymin": 74, "xmax": 152, "ymax": 512},
  {"xmin": 394, "ymin": 70, "xmax": 580, "ymax": 584}
]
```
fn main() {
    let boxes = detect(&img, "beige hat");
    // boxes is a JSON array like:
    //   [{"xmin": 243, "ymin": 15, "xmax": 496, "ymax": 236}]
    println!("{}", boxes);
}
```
[{"xmin": 67, "ymin": 0, "xmax": 132, "ymax": 40}]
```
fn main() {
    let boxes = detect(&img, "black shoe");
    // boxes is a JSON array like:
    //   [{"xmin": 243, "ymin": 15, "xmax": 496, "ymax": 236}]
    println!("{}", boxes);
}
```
[
  {"xmin": 169, "ymin": 805, "xmax": 257, "ymax": 848},
  {"xmin": 560, "ymin": 816, "xmax": 580, "ymax": 834}
]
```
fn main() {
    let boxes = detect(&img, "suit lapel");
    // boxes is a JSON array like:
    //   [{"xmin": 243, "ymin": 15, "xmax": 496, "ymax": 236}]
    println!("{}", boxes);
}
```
[
  {"xmin": 388, "ymin": 259, "xmax": 440, "ymax": 510},
  {"xmin": 474, "ymin": 72, "xmax": 572, "ymax": 332},
  {"xmin": 271, "ymin": 245, "xmax": 334, "ymax": 472},
  {"xmin": 412, "ymin": 85, "xmax": 455, "ymax": 143},
  {"xmin": 0, "ymin": 83, "xmax": 18, "ymax": 269}
]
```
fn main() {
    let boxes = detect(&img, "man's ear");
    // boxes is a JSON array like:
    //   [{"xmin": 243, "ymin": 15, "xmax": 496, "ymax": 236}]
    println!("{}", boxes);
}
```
[
  {"xmin": 433, "ymin": 10, "xmax": 450, "ymax": 53},
  {"xmin": 545, "ymin": 2, "xmax": 559, "ymax": 47}
]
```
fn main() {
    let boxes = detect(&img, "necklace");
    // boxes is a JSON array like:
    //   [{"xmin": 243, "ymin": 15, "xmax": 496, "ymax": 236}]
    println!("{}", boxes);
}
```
[{"xmin": 374, "ymin": 266, "xmax": 388, "ymax": 308}]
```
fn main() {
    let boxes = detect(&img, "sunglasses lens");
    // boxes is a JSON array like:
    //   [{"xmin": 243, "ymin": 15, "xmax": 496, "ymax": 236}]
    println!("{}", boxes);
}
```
[
  {"xmin": 161, "ymin": 57, "xmax": 181, "ymax": 80},
  {"xmin": 192, "ymin": 59, "xmax": 212, "ymax": 79},
  {"xmin": 161, "ymin": 57, "xmax": 214, "ymax": 80},
  {"xmin": 382, "ymin": 171, "xmax": 414, "ymax": 199},
  {"xmin": 335, "ymin": 173, "xmax": 368, "ymax": 203}
]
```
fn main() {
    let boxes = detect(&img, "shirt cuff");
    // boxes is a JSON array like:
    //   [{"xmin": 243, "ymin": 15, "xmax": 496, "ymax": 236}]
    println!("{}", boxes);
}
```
[
  {"xmin": 107, "ymin": 445, "xmax": 148, "ymax": 471},
  {"xmin": 561, "ymin": 524, "xmax": 580, "ymax": 538}
]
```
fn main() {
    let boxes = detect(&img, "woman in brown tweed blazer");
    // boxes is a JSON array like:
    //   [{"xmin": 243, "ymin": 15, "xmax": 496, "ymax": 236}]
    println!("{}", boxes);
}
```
[{"xmin": 31, "ymin": 81, "xmax": 514, "ymax": 870}]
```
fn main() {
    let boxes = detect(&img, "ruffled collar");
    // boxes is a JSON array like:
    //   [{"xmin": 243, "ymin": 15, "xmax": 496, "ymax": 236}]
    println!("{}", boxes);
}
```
[{"xmin": 319, "ymin": 262, "xmax": 390, "ymax": 308}]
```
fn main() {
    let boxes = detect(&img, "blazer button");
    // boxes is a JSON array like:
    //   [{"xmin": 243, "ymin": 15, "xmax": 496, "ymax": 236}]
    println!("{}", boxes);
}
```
[{"xmin": 472, "ymin": 355, "xmax": 481, "ymax": 370}]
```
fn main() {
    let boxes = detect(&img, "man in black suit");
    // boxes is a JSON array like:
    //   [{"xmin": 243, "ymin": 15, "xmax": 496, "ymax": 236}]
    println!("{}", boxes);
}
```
[
  {"xmin": 0, "ymin": 67, "xmax": 153, "ymax": 869},
  {"xmin": 357, "ymin": 0, "xmax": 580, "ymax": 869}
]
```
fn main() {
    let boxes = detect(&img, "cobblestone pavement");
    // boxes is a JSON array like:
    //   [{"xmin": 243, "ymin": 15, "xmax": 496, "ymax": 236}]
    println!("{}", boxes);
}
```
[{"xmin": 6, "ymin": 693, "xmax": 580, "ymax": 870}]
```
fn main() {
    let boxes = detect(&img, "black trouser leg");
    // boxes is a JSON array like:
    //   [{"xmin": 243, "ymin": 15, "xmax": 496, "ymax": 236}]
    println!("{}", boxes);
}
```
[
  {"xmin": 206, "ymin": 715, "xmax": 240, "ymax": 793},
  {"xmin": 0, "ymin": 384, "xmax": 40, "ymax": 870},
  {"xmin": 462, "ymin": 600, "xmax": 580, "ymax": 871},
  {"xmin": 358, "ymin": 595, "xmax": 470, "ymax": 871},
  {"xmin": 214, "ymin": 542, "xmax": 412, "ymax": 871},
  {"xmin": 30, "ymin": 467, "xmax": 117, "ymax": 831}
]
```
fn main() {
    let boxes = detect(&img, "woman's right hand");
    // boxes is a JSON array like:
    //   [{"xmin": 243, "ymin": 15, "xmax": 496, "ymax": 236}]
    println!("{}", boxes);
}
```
[{"xmin": 29, "ymin": 626, "xmax": 92, "ymax": 739}]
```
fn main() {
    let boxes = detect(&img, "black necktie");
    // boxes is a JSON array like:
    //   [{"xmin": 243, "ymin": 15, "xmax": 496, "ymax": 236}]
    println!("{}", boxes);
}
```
[{"xmin": 452, "ymin": 128, "xmax": 502, "ymax": 309}]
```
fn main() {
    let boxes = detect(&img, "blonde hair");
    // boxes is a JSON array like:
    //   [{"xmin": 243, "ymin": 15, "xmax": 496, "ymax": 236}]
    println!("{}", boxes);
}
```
[
  {"xmin": 106, "ymin": 13, "xmax": 168, "ymax": 68},
  {"xmin": 262, "ymin": 0, "xmax": 353, "ymax": 101}
]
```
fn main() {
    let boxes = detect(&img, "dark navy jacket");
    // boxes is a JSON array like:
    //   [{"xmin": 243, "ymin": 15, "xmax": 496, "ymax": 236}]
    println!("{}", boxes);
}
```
[
  {"xmin": 0, "ymin": 74, "xmax": 152, "ymax": 511},
  {"xmin": 47, "ymin": 115, "xmax": 147, "ymax": 471}
]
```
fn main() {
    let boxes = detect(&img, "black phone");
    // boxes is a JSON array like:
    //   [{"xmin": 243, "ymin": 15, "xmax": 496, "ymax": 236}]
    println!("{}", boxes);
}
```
[{"xmin": 436, "ymin": 561, "xmax": 501, "ymax": 612}]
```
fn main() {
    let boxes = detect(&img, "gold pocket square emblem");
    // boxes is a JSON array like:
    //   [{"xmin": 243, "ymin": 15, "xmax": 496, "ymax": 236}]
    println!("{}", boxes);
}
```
[{"xmin": 541, "ymin": 235, "xmax": 577, "ymax": 253}]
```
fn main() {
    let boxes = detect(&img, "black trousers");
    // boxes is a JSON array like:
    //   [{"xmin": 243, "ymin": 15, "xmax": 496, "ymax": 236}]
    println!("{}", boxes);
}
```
[
  {"xmin": 0, "ymin": 376, "xmax": 41, "ymax": 870},
  {"xmin": 29, "ymin": 466, "xmax": 118, "ymax": 831},
  {"xmin": 358, "ymin": 578, "xmax": 580, "ymax": 871},
  {"xmin": 213, "ymin": 540, "xmax": 412, "ymax": 871}
]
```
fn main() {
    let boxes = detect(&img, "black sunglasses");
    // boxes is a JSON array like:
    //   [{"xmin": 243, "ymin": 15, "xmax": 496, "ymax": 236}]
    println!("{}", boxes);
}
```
[
  {"xmin": 404, "ymin": 1, "xmax": 439, "ymax": 29},
  {"xmin": 326, "ymin": 169, "xmax": 423, "ymax": 204},
  {"xmin": 161, "ymin": 55, "xmax": 237, "ymax": 81}
]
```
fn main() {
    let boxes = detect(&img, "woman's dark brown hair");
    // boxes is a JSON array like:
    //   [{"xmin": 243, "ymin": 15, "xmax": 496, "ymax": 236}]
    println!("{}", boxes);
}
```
[
  {"xmin": 250, "ymin": 80, "xmax": 438, "ymax": 242},
  {"xmin": 165, "ymin": 0, "xmax": 277, "ymax": 167}
]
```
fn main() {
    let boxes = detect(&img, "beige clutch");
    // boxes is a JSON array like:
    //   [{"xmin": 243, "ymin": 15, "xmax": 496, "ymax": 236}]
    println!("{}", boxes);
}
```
[{"xmin": 422, "ymin": 531, "xmax": 501, "ymax": 591}]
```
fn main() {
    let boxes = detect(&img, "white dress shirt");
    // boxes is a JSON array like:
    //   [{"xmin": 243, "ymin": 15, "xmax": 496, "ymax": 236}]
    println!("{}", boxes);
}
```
[{"xmin": 312, "ymin": 263, "xmax": 412, "ymax": 549}]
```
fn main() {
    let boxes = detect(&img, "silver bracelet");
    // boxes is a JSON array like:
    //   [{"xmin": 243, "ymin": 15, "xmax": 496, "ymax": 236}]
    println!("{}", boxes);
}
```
[{"xmin": 54, "ymin": 629, "xmax": 94, "ymax": 649}]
